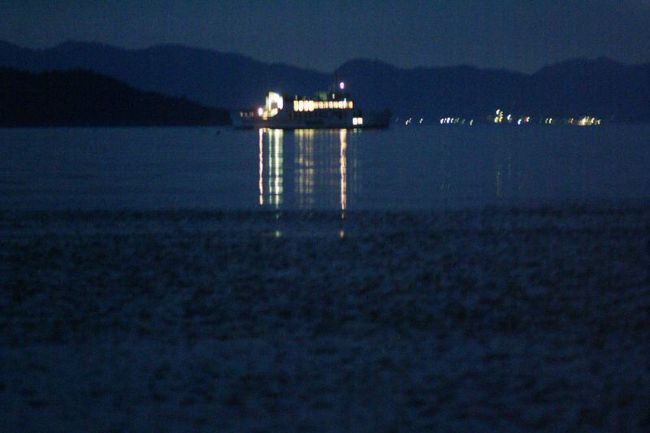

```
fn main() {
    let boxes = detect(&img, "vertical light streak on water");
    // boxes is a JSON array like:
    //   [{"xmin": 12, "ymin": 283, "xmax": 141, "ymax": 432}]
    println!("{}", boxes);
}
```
[
  {"xmin": 496, "ymin": 167, "xmax": 502, "ymax": 198},
  {"xmin": 267, "ymin": 129, "xmax": 284, "ymax": 208},
  {"xmin": 339, "ymin": 128, "xmax": 347, "ymax": 212},
  {"xmin": 339, "ymin": 128, "xmax": 348, "ymax": 239},
  {"xmin": 295, "ymin": 129, "xmax": 315, "ymax": 209},
  {"xmin": 258, "ymin": 128, "xmax": 264, "ymax": 206}
]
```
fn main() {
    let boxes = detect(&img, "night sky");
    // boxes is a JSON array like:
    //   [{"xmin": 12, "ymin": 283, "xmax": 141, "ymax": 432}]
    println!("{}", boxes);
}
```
[{"xmin": 2, "ymin": 0, "xmax": 650, "ymax": 73}]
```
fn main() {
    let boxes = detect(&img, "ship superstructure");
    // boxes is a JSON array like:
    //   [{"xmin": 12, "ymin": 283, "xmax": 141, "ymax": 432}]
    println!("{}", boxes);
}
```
[{"xmin": 234, "ymin": 82, "xmax": 389, "ymax": 129}]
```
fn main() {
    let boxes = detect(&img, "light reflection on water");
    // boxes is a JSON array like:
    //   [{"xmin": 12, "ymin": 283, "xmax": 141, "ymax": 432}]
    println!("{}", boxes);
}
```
[
  {"xmin": 258, "ymin": 128, "xmax": 281, "ymax": 208},
  {"xmin": 295, "ymin": 129, "xmax": 315, "ymax": 209},
  {"xmin": 340, "ymin": 129, "xmax": 347, "ymax": 212},
  {"xmin": 1, "ymin": 125, "xmax": 650, "ymax": 211},
  {"xmin": 258, "ymin": 128, "xmax": 355, "ymax": 211}
]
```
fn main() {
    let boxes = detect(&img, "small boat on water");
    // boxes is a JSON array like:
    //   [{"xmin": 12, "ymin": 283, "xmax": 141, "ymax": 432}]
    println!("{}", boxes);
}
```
[{"xmin": 233, "ymin": 82, "xmax": 390, "ymax": 129}]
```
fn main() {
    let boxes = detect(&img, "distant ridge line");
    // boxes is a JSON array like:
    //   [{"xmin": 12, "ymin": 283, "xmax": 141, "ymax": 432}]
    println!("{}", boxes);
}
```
[{"xmin": 1, "ymin": 40, "xmax": 649, "ymax": 121}]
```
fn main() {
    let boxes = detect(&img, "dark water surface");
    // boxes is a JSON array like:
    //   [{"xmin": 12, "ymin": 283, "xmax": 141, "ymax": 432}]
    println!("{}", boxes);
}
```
[{"xmin": 2, "ymin": 125, "xmax": 650, "ymax": 211}]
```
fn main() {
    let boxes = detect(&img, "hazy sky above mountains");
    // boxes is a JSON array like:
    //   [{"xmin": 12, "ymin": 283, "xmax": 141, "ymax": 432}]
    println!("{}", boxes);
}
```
[{"xmin": 2, "ymin": 0, "xmax": 650, "ymax": 72}]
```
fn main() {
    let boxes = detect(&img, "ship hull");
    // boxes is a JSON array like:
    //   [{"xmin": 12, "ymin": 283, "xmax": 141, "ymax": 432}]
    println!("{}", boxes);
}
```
[{"xmin": 233, "ymin": 110, "xmax": 390, "ymax": 130}]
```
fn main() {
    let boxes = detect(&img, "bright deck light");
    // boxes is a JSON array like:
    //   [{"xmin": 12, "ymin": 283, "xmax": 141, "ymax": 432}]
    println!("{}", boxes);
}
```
[
  {"xmin": 265, "ymin": 92, "xmax": 283, "ymax": 113},
  {"xmin": 339, "ymin": 81, "xmax": 345, "ymax": 90}
]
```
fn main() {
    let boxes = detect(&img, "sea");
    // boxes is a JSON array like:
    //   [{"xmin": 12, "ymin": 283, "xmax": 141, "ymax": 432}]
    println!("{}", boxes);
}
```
[
  {"xmin": 1, "ymin": 125, "xmax": 649, "ymax": 433},
  {"xmin": 1, "ymin": 124, "xmax": 650, "ymax": 211}
]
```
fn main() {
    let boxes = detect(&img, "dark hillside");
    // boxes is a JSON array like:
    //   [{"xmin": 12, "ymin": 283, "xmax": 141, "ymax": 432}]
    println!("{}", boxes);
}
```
[{"xmin": 0, "ymin": 67, "xmax": 230, "ymax": 127}]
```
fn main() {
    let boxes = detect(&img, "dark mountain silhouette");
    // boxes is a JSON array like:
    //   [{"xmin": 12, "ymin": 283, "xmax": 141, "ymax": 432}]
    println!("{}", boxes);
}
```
[
  {"xmin": 333, "ymin": 59, "xmax": 529, "ymax": 119},
  {"xmin": 522, "ymin": 57, "xmax": 650, "ymax": 121},
  {"xmin": 0, "ymin": 67, "xmax": 230, "ymax": 127},
  {"xmin": 1, "ymin": 40, "xmax": 649, "ymax": 121},
  {"xmin": 0, "ymin": 40, "xmax": 330, "ymax": 110},
  {"xmin": 334, "ymin": 57, "xmax": 650, "ymax": 121}
]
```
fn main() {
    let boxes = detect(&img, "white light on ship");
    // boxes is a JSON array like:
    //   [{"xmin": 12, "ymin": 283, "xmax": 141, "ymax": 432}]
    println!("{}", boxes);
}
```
[
  {"xmin": 266, "ymin": 92, "xmax": 283, "ymax": 111},
  {"xmin": 339, "ymin": 81, "xmax": 345, "ymax": 90},
  {"xmin": 257, "ymin": 107, "xmax": 264, "ymax": 116}
]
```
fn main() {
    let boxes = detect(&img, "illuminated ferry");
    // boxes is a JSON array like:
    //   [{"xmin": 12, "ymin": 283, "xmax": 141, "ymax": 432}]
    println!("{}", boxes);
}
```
[{"xmin": 233, "ymin": 82, "xmax": 390, "ymax": 129}]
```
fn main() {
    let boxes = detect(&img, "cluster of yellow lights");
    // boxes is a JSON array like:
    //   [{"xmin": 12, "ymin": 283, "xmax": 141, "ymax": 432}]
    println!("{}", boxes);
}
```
[
  {"xmin": 570, "ymin": 116, "xmax": 602, "ymax": 126},
  {"xmin": 494, "ymin": 109, "xmax": 505, "ymax": 124},
  {"xmin": 494, "ymin": 109, "xmax": 532, "ymax": 125},
  {"xmin": 439, "ymin": 117, "xmax": 475, "ymax": 126},
  {"xmin": 293, "ymin": 100, "xmax": 353, "ymax": 112}
]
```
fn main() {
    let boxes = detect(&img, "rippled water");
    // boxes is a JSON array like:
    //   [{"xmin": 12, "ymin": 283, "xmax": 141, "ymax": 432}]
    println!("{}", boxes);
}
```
[{"xmin": 1, "ymin": 125, "xmax": 650, "ymax": 210}]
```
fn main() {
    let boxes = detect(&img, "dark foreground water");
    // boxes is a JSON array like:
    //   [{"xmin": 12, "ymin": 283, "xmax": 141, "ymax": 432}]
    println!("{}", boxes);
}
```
[{"xmin": 1, "ymin": 126, "xmax": 650, "ymax": 433}]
